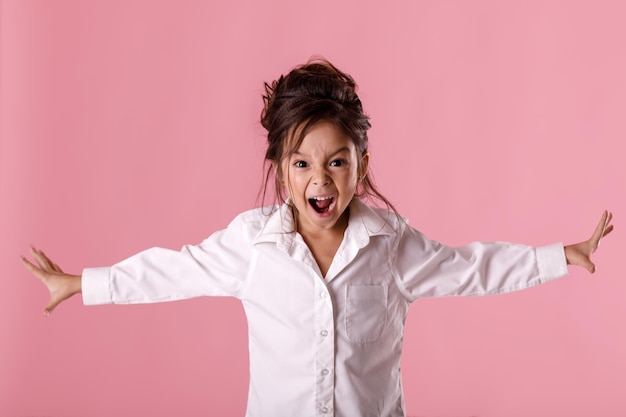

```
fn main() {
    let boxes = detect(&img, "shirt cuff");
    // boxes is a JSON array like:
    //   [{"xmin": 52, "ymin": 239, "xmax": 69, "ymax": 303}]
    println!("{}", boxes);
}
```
[
  {"xmin": 536, "ymin": 243, "xmax": 569, "ymax": 281},
  {"xmin": 82, "ymin": 267, "xmax": 113, "ymax": 305}
]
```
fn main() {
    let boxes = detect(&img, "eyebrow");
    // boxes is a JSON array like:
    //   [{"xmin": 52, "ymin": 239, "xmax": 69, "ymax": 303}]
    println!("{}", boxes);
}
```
[{"xmin": 292, "ymin": 147, "xmax": 351, "ymax": 158}]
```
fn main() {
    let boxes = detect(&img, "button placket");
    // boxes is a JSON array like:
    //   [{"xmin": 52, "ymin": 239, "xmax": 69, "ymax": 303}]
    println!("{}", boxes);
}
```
[{"xmin": 314, "ymin": 277, "xmax": 335, "ymax": 416}]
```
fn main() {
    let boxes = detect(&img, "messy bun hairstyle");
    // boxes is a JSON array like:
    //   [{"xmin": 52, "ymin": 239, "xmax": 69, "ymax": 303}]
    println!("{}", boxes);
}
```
[{"xmin": 260, "ymin": 59, "xmax": 396, "ymax": 214}]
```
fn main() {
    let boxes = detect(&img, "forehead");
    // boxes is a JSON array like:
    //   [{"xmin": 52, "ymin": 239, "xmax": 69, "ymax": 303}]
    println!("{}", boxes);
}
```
[{"xmin": 288, "ymin": 121, "xmax": 356, "ymax": 155}]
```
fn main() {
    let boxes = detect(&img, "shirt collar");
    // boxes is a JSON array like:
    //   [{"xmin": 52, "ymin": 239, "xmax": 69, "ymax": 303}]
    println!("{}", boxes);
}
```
[{"xmin": 252, "ymin": 198, "xmax": 397, "ymax": 250}]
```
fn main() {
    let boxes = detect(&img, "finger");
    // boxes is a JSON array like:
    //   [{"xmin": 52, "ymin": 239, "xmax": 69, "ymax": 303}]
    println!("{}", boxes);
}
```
[
  {"xmin": 31, "ymin": 245, "xmax": 65, "ymax": 273},
  {"xmin": 22, "ymin": 255, "xmax": 59, "ymax": 317},
  {"xmin": 30, "ymin": 246, "xmax": 56, "ymax": 271},
  {"xmin": 597, "ymin": 211, "xmax": 614, "ymax": 247},
  {"xmin": 602, "ymin": 224, "xmax": 614, "ymax": 238},
  {"xmin": 21, "ymin": 256, "xmax": 46, "ymax": 281},
  {"xmin": 29, "ymin": 246, "xmax": 49, "ymax": 270},
  {"xmin": 38, "ymin": 250, "xmax": 63, "ymax": 274},
  {"xmin": 603, "ymin": 211, "xmax": 613, "ymax": 234},
  {"xmin": 39, "ymin": 250, "xmax": 63, "ymax": 272},
  {"xmin": 590, "ymin": 211, "xmax": 609, "ymax": 247},
  {"xmin": 40, "ymin": 249, "xmax": 65, "ymax": 273},
  {"xmin": 51, "ymin": 261, "xmax": 64, "ymax": 274}
]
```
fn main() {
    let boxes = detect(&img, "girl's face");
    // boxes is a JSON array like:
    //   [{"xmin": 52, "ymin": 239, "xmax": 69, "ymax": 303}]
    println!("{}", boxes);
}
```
[{"xmin": 280, "ymin": 122, "xmax": 368, "ymax": 238}]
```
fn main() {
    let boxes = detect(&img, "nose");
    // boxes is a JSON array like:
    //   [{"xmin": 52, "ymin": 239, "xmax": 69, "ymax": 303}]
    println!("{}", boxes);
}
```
[{"xmin": 312, "ymin": 166, "xmax": 330, "ymax": 186}]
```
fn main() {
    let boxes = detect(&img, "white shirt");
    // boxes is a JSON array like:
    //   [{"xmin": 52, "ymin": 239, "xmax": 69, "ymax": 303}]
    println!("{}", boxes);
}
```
[{"xmin": 82, "ymin": 199, "xmax": 568, "ymax": 417}]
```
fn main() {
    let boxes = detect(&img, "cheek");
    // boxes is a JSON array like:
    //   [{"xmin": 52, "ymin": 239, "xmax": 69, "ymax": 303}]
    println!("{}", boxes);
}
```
[
  {"xmin": 344, "ymin": 169, "xmax": 359, "ymax": 188},
  {"xmin": 283, "ymin": 169, "xmax": 304, "ymax": 197},
  {"xmin": 280, "ymin": 163, "xmax": 294, "ymax": 188}
]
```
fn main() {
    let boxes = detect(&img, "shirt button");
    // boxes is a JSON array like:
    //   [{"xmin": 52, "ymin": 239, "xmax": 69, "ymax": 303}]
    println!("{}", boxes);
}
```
[
  {"xmin": 321, "ymin": 406, "xmax": 329, "ymax": 414},
  {"xmin": 320, "ymin": 291, "xmax": 328, "ymax": 299},
  {"xmin": 320, "ymin": 330, "xmax": 329, "ymax": 337},
  {"xmin": 321, "ymin": 368, "xmax": 330, "ymax": 376}
]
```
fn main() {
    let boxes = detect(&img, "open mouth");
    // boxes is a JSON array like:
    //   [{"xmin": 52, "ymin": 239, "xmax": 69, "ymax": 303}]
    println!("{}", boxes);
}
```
[{"xmin": 308, "ymin": 196, "xmax": 335, "ymax": 214}]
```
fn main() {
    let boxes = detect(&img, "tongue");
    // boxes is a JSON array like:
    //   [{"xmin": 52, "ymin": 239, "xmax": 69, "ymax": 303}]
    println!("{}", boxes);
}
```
[
  {"xmin": 310, "ymin": 198, "xmax": 333, "ymax": 213},
  {"xmin": 315, "ymin": 199, "xmax": 332, "ymax": 210}
]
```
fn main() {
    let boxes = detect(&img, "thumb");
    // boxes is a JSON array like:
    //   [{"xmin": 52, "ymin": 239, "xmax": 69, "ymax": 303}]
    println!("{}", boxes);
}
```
[
  {"xmin": 43, "ymin": 304, "xmax": 54, "ymax": 317},
  {"xmin": 583, "ymin": 260, "xmax": 596, "ymax": 274},
  {"xmin": 44, "ymin": 296, "xmax": 62, "ymax": 317}
]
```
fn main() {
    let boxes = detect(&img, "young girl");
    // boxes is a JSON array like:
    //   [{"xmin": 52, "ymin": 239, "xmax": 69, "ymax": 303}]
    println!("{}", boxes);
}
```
[{"xmin": 22, "ymin": 60, "xmax": 613, "ymax": 417}]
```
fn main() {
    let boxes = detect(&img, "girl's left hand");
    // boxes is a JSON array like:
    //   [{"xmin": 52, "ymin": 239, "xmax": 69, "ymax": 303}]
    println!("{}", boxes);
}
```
[{"xmin": 564, "ymin": 210, "xmax": 614, "ymax": 273}]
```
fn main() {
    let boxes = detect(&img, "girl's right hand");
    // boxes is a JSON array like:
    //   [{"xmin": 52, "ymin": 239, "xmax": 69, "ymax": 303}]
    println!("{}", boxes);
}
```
[{"xmin": 21, "ymin": 246, "xmax": 82, "ymax": 317}]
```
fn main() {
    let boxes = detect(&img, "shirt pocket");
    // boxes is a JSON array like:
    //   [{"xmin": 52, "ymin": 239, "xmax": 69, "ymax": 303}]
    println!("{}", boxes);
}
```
[{"xmin": 345, "ymin": 284, "xmax": 388, "ymax": 343}]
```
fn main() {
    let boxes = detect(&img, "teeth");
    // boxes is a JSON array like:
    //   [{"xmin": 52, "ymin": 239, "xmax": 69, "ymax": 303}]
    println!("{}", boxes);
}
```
[{"xmin": 308, "ymin": 196, "xmax": 334, "ymax": 214}]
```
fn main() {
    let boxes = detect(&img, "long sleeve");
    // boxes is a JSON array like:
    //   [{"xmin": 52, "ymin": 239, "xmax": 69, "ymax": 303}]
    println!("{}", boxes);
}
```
[
  {"xmin": 82, "ymin": 214, "xmax": 254, "ymax": 305},
  {"xmin": 393, "ymin": 223, "xmax": 569, "ymax": 302}
]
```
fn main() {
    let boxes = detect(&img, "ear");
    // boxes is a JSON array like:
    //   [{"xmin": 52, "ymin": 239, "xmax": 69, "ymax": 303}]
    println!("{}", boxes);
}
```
[{"xmin": 359, "ymin": 151, "xmax": 370, "ymax": 181}]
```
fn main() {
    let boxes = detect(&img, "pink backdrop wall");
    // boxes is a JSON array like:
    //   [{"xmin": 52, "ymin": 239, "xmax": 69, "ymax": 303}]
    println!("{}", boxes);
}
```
[{"xmin": 2, "ymin": 1, "xmax": 624, "ymax": 416}]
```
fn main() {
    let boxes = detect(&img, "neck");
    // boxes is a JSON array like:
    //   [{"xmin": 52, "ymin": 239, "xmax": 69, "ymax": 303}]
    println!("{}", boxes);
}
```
[{"xmin": 295, "ymin": 207, "xmax": 350, "ymax": 243}]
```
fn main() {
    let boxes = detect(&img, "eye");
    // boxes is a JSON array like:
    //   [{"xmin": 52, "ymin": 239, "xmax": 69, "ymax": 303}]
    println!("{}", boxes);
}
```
[
  {"xmin": 330, "ymin": 159, "xmax": 346, "ymax": 167},
  {"xmin": 293, "ymin": 160, "xmax": 308, "ymax": 168}
]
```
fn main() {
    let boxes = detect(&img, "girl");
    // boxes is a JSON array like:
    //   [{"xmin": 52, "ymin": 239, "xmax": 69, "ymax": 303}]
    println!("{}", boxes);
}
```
[{"xmin": 22, "ymin": 60, "xmax": 613, "ymax": 417}]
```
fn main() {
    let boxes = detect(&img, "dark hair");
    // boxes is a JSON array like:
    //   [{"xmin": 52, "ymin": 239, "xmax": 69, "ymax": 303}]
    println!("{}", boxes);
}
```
[{"xmin": 259, "ymin": 59, "xmax": 397, "ymax": 215}]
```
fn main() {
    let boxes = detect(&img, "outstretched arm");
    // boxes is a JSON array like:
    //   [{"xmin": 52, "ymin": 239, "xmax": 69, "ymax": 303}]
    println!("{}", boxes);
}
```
[
  {"xmin": 21, "ymin": 246, "xmax": 81, "ymax": 316},
  {"xmin": 565, "ymin": 210, "xmax": 614, "ymax": 273}
]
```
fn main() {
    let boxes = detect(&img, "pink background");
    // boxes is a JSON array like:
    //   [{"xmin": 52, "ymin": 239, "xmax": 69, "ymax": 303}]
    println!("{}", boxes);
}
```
[{"xmin": 1, "ymin": 1, "xmax": 624, "ymax": 416}]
